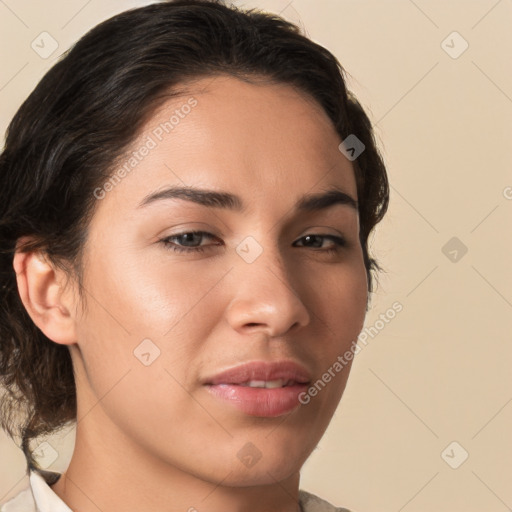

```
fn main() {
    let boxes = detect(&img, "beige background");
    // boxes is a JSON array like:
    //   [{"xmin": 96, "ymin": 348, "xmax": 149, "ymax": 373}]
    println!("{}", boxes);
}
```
[{"xmin": 1, "ymin": 1, "xmax": 511, "ymax": 511}]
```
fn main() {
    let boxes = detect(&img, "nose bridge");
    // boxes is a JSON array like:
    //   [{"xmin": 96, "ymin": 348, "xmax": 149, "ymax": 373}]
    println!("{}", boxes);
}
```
[
  {"xmin": 226, "ymin": 233, "xmax": 310, "ymax": 337},
  {"xmin": 235, "ymin": 232, "xmax": 292, "ymax": 290}
]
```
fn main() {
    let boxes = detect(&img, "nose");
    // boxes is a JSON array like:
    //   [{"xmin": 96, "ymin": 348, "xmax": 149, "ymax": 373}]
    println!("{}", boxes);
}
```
[{"xmin": 225, "ymin": 242, "xmax": 311, "ymax": 338}]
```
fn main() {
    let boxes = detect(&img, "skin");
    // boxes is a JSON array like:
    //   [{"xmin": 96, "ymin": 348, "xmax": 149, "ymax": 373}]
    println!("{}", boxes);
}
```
[{"xmin": 13, "ymin": 75, "xmax": 368, "ymax": 512}]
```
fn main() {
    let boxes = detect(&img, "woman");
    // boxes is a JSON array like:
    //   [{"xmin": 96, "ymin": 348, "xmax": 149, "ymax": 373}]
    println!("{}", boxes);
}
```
[{"xmin": 0, "ymin": 1, "xmax": 389, "ymax": 511}]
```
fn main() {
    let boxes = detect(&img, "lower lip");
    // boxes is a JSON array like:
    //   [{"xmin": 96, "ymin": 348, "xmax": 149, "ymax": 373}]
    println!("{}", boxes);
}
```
[{"xmin": 205, "ymin": 383, "xmax": 309, "ymax": 417}]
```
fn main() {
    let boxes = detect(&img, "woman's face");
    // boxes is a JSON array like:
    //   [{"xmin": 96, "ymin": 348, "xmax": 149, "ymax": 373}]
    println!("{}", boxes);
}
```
[{"xmin": 70, "ymin": 74, "xmax": 368, "ymax": 486}]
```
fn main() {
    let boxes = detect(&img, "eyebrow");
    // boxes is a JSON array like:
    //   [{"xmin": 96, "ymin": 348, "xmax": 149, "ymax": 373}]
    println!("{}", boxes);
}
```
[{"xmin": 137, "ymin": 186, "xmax": 358, "ymax": 213}]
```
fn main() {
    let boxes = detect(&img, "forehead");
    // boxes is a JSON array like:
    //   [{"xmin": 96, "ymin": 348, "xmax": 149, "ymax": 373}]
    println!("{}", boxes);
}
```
[{"xmin": 95, "ymin": 74, "xmax": 356, "ymax": 216}]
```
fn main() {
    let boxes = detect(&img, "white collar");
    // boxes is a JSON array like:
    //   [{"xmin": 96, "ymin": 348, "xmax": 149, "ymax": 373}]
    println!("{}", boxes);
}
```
[{"xmin": 29, "ymin": 470, "xmax": 72, "ymax": 512}]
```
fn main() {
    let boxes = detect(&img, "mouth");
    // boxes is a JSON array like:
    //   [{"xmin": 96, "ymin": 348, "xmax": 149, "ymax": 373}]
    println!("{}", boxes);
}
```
[
  {"xmin": 203, "ymin": 360, "xmax": 311, "ymax": 386},
  {"xmin": 233, "ymin": 379, "xmax": 304, "ymax": 388},
  {"xmin": 203, "ymin": 360, "xmax": 311, "ymax": 417}
]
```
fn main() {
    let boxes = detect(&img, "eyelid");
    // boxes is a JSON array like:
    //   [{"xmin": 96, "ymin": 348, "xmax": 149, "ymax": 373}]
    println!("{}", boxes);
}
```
[
  {"xmin": 159, "ymin": 229, "xmax": 349, "ymax": 254},
  {"xmin": 159, "ymin": 230, "xmax": 222, "ymax": 254}
]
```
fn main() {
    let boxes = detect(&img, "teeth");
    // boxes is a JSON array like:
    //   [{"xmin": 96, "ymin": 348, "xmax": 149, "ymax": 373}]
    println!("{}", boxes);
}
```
[
  {"xmin": 239, "ymin": 379, "xmax": 289, "ymax": 388},
  {"xmin": 263, "ymin": 379, "xmax": 285, "ymax": 389}
]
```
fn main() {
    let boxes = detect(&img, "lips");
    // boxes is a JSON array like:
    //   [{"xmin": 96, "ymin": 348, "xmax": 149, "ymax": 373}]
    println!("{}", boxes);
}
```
[
  {"xmin": 203, "ymin": 360, "xmax": 311, "ymax": 417},
  {"xmin": 203, "ymin": 360, "xmax": 311, "ymax": 386}
]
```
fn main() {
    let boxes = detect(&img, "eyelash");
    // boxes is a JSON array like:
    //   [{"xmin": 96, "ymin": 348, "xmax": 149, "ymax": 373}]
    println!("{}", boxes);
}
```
[{"xmin": 159, "ymin": 230, "xmax": 347, "ymax": 254}]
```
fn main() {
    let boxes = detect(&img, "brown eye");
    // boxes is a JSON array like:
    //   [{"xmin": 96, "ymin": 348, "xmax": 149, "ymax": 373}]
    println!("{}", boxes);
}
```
[{"xmin": 294, "ymin": 234, "xmax": 347, "ymax": 252}]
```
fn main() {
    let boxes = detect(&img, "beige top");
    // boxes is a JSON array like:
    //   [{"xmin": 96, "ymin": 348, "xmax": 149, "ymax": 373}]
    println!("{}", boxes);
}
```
[{"xmin": 1, "ymin": 470, "xmax": 352, "ymax": 512}]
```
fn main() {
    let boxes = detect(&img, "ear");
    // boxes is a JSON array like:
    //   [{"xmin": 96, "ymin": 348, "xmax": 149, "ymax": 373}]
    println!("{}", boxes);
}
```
[{"xmin": 13, "ymin": 239, "xmax": 78, "ymax": 345}]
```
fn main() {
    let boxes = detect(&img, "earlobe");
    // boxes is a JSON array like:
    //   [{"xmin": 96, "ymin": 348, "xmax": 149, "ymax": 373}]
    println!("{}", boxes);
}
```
[{"xmin": 12, "ymin": 246, "xmax": 78, "ymax": 346}]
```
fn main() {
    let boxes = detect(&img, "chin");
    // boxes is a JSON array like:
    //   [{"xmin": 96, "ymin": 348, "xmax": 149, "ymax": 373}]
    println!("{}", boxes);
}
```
[
  {"xmin": 186, "ymin": 443, "xmax": 306, "ymax": 488},
  {"xmin": 229, "ymin": 444, "xmax": 308, "ymax": 486},
  {"xmin": 221, "ymin": 463, "xmax": 303, "ymax": 488}
]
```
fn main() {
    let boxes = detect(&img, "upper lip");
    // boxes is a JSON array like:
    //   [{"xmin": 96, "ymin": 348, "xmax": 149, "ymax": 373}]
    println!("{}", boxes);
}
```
[{"xmin": 203, "ymin": 360, "xmax": 312, "ymax": 385}]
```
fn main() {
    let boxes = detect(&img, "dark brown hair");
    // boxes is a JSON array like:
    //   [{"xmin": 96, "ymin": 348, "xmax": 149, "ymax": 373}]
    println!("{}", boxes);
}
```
[{"xmin": 0, "ymin": 0, "xmax": 389, "ymax": 472}]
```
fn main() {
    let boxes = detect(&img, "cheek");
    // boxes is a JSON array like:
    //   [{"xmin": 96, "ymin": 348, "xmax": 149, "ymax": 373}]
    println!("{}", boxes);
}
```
[
  {"xmin": 74, "ymin": 251, "xmax": 231, "ymax": 399},
  {"xmin": 303, "ymin": 259, "xmax": 367, "ymax": 408},
  {"xmin": 83, "ymin": 245, "xmax": 228, "ymax": 335},
  {"xmin": 315, "ymin": 259, "xmax": 368, "ymax": 338}
]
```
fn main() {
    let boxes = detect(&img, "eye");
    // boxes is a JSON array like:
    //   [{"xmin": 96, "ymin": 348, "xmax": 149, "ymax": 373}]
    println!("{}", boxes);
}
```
[
  {"xmin": 160, "ymin": 230, "xmax": 222, "ymax": 253},
  {"xmin": 159, "ymin": 231, "xmax": 347, "ymax": 254},
  {"xmin": 293, "ymin": 234, "xmax": 347, "ymax": 253}
]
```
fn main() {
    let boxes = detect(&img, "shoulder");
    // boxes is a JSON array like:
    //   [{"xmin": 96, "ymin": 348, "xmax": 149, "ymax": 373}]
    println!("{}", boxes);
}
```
[
  {"xmin": 0, "ymin": 485, "xmax": 36, "ymax": 512},
  {"xmin": 299, "ymin": 489, "xmax": 354, "ymax": 512}
]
